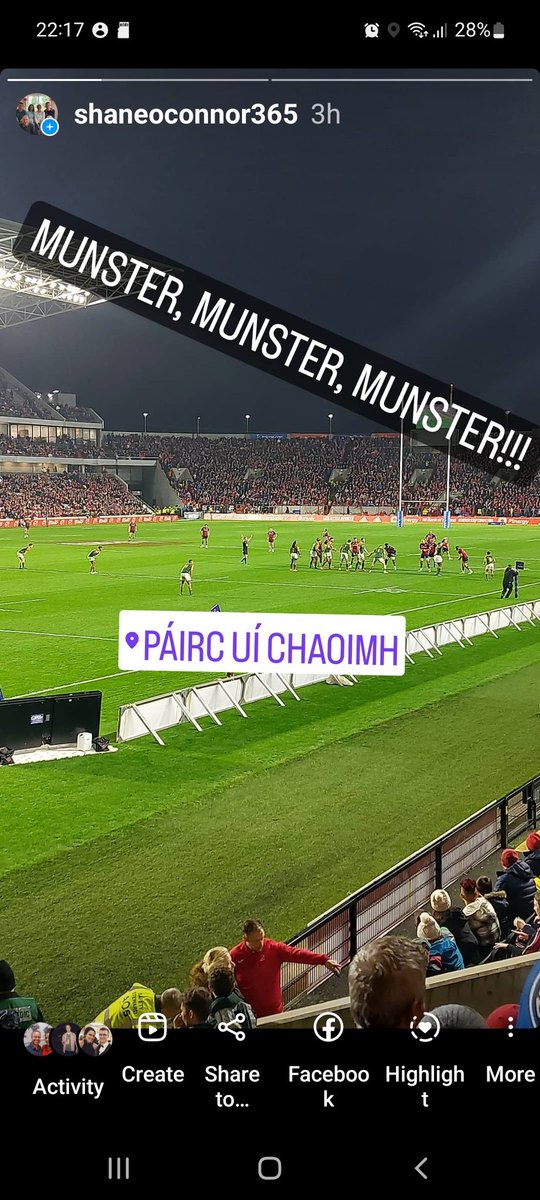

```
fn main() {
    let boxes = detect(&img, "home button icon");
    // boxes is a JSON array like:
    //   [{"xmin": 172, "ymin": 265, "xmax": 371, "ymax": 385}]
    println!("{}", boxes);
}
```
[{"xmin": 258, "ymin": 1157, "xmax": 282, "ymax": 1181}]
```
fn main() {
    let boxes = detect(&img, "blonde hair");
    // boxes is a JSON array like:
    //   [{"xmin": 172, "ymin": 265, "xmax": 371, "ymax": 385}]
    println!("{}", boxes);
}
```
[
  {"xmin": 202, "ymin": 946, "xmax": 232, "ymax": 972},
  {"xmin": 189, "ymin": 946, "xmax": 233, "ymax": 988}
]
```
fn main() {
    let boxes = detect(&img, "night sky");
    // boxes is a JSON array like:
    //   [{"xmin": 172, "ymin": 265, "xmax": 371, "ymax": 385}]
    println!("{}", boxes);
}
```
[{"xmin": 1, "ymin": 67, "xmax": 539, "ymax": 433}]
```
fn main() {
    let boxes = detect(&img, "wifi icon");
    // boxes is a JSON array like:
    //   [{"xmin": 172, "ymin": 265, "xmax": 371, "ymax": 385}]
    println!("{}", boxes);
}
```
[{"xmin": 408, "ymin": 22, "xmax": 429, "ymax": 37}]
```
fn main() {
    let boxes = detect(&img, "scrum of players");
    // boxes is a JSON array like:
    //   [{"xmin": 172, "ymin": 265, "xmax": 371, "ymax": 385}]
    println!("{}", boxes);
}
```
[{"xmin": 176, "ymin": 525, "xmax": 502, "ymax": 588}]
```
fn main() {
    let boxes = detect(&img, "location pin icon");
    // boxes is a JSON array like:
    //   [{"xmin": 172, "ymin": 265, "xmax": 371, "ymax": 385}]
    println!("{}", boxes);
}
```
[
  {"xmin": 388, "ymin": 22, "xmax": 400, "ymax": 36},
  {"xmin": 125, "ymin": 631, "xmax": 139, "ymax": 649}
]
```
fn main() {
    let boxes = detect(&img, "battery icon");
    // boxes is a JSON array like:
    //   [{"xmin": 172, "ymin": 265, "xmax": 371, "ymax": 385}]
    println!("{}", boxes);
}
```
[{"xmin": 493, "ymin": 22, "xmax": 505, "ymax": 37}]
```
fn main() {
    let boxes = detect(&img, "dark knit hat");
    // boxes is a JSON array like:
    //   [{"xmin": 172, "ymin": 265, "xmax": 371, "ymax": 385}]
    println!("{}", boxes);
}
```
[
  {"xmin": 0, "ymin": 960, "xmax": 16, "ymax": 991},
  {"xmin": 501, "ymin": 849, "xmax": 520, "ymax": 868}
]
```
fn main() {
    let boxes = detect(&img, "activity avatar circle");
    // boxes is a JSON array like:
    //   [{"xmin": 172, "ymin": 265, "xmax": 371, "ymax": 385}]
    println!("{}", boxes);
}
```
[
  {"xmin": 79, "ymin": 1022, "xmax": 113, "ymax": 1056},
  {"xmin": 50, "ymin": 1022, "xmax": 81, "ymax": 1056},
  {"xmin": 16, "ymin": 94, "xmax": 59, "ymax": 137},
  {"xmin": 24, "ymin": 1022, "xmax": 53, "ymax": 1055}
]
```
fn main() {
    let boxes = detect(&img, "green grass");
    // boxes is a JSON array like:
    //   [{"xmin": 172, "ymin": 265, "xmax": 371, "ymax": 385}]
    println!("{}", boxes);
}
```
[{"xmin": 0, "ymin": 520, "xmax": 539, "ymax": 1023}]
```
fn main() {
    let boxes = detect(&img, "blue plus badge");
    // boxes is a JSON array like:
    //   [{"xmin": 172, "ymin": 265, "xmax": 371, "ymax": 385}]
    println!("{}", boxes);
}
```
[{"xmin": 41, "ymin": 117, "xmax": 59, "ymax": 137}]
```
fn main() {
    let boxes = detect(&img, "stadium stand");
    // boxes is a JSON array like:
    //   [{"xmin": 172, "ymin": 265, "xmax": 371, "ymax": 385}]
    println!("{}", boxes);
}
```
[
  {"xmin": 0, "ymin": 435, "xmax": 105, "ymax": 458},
  {"xmin": 102, "ymin": 434, "xmax": 540, "ymax": 514},
  {"xmin": 52, "ymin": 403, "xmax": 102, "ymax": 423},
  {"xmin": 0, "ymin": 367, "xmax": 60, "ymax": 420},
  {"xmin": 0, "ymin": 471, "xmax": 146, "ymax": 517},
  {"xmin": 1, "ymin": 427, "xmax": 539, "ymax": 513}
]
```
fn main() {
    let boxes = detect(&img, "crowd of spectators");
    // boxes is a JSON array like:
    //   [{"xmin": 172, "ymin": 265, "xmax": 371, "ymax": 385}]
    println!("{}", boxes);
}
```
[
  {"xmin": 0, "ymin": 385, "xmax": 58, "ymax": 421},
  {"xmin": 102, "ymin": 433, "xmax": 540, "ymax": 514},
  {"xmin": 350, "ymin": 839, "xmax": 540, "ymax": 1030},
  {"xmin": 0, "ymin": 427, "xmax": 539, "ymax": 514},
  {"xmin": 0, "ymin": 470, "xmax": 145, "ymax": 518},
  {"xmin": 52, "ymin": 403, "xmax": 101, "ymax": 423},
  {"xmin": 2, "ymin": 836, "xmax": 539, "ymax": 1033},
  {"xmin": 102, "ymin": 433, "xmax": 346, "ymax": 509},
  {"xmin": 0, "ymin": 435, "xmax": 102, "ymax": 459}
]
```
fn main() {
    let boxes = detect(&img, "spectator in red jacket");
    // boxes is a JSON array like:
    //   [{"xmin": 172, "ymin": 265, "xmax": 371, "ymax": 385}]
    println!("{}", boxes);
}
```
[{"xmin": 229, "ymin": 919, "xmax": 340, "ymax": 1018}]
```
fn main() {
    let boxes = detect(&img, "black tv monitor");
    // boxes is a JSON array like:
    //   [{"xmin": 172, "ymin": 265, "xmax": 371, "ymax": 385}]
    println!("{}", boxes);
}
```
[
  {"xmin": 0, "ymin": 697, "xmax": 54, "ymax": 751},
  {"xmin": 0, "ymin": 691, "xmax": 102, "ymax": 751},
  {"xmin": 50, "ymin": 692, "xmax": 102, "ymax": 746}
]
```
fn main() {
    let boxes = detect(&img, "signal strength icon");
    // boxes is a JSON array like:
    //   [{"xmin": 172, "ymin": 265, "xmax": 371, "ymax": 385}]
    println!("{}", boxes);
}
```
[
  {"xmin": 433, "ymin": 23, "xmax": 447, "ymax": 38},
  {"xmin": 408, "ymin": 22, "xmax": 428, "ymax": 37}
]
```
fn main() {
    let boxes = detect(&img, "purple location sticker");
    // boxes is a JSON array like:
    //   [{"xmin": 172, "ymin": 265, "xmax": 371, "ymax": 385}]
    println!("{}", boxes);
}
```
[{"xmin": 125, "ymin": 631, "xmax": 139, "ymax": 649}]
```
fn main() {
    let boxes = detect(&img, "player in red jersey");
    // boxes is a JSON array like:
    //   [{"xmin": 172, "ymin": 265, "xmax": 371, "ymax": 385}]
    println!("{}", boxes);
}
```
[
  {"xmin": 419, "ymin": 539, "xmax": 430, "ymax": 571},
  {"xmin": 427, "ymin": 539, "xmax": 437, "ymax": 567},
  {"xmin": 456, "ymin": 546, "xmax": 473, "ymax": 574},
  {"xmin": 440, "ymin": 536, "xmax": 451, "ymax": 559},
  {"xmin": 267, "ymin": 528, "xmax": 277, "ymax": 553},
  {"xmin": 201, "ymin": 524, "xmax": 210, "ymax": 548},
  {"xmin": 128, "ymin": 518, "xmax": 137, "ymax": 541}
]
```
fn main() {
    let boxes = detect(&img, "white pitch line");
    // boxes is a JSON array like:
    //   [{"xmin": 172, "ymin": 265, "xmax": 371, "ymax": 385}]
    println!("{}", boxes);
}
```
[
  {"xmin": 392, "ymin": 579, "xmax": 540, "ymax": 617},
  {"xmin": 0, "ymin": 628, "xmax": 115, "ymax": 642},
  {"xmin": 14, "ymin": 671, "xmax": 130, "ymax": 698},
  {"xmin": 0, "ymin": 599, "xmax": 45, "ymax": 608}
]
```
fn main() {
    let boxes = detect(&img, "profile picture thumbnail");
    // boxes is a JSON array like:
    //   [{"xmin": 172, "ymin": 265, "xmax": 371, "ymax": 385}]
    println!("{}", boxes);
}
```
[
  {"xmin": 79, "ymin": 1023, "xmax": 113, "ymax": 1056},
  {"xmin": 24, "ymin": 1022, "xmax": 53, "ymax": 1056},
  {"xmin": 50, "ymin": 1022, "xmax": 81, "ymax": 1056},
  {"xmin": 16, "ymin": 93, "xmax": 59, "ymax": 135}
]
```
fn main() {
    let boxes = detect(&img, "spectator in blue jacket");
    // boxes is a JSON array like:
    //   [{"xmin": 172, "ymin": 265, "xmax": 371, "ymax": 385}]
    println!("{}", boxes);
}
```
[
  {"xmin": 416, "ymin": 913, "xmax": 464, "ymax": 973},
  {"xmin": 524, "ymin": 833, "xmax": 540, "ymax": 878},
  {"xmin": 430, "ymin": 888, "xmax": 481, "ymax": 966},
  {"xmin": 497, "ymin": 850, "xmax": 537, "ymax": 922}
]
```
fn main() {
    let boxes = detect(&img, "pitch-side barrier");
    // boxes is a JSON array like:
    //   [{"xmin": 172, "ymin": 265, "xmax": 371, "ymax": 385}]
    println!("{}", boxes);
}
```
[{"xmin": 117, "ymin": 599, "xmax": 540, "ymax": 744}]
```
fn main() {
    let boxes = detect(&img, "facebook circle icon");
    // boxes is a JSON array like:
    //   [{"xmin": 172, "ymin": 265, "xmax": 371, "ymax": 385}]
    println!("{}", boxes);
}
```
[
  {"xmin": 313, "ymin": 1011, "xmax": 344, "ymax": 1042},
  {"xmin": 41, "ymin": 117, "xmax": 59, "ymax": 137}
]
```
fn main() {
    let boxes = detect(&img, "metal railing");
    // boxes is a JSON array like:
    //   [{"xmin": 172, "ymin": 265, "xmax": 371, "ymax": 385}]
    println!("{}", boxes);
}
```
[{"xmin": 282, "ymin": 774, "xmax": 539, "ymax": 1008}]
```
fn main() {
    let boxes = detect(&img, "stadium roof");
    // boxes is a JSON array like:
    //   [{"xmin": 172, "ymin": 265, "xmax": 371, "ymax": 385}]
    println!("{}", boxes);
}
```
[{"xmin": 0, "ymin": 218, "xmax": 107, "ymax": 327}]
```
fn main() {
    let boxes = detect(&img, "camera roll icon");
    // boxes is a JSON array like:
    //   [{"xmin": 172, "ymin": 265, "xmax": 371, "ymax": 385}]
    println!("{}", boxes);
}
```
[{"xmin": 313, "ymin": 1011, "xmax": 344, "ymax": 1042}]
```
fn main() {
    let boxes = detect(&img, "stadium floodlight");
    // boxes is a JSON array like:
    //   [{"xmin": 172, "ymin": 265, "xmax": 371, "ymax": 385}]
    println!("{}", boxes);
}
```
[
  {"xmin": 0, "ymin": 217, "xmax": 107, "ymax": 328},
  {"xmin": 196, "ymin": 416, "xmax": 201, "ymax": 436},
  {"xmin": 143, "ymin": 412, "xmax": 149, "ymax": 434},
  {"xmin": 328, "ymin": 413, "xmax": 334, "ymax": 436},
  {"xmin": 245, "ymin": 414, "xmax": 251, "ymax": 436}
]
